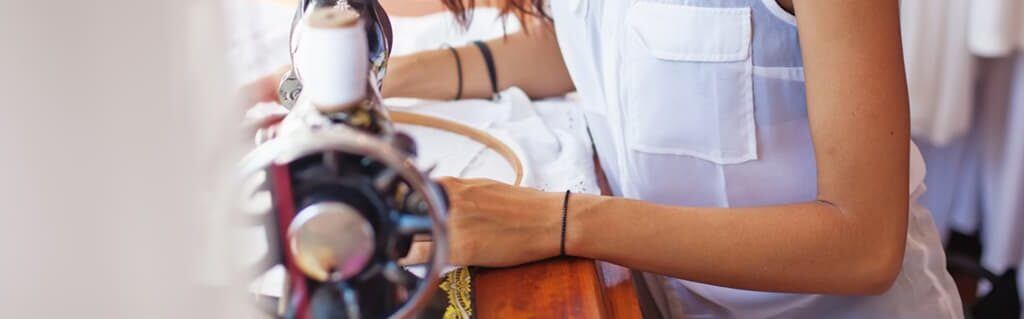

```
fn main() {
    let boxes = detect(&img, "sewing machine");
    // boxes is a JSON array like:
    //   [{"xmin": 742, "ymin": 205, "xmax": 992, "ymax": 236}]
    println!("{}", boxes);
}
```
[
  {"xmin": 239, "ymin": 1, "xmax": 644, "ymax": 318},
  {"xmin": 240, "ymin": 1, "xmax": 449, "ymax": 318}
]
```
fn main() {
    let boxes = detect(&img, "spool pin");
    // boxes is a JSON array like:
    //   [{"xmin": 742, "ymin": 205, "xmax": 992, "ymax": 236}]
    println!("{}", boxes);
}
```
[{"xmin": 296, "ymin": 7, "xmax": 369, "ymax": 113}]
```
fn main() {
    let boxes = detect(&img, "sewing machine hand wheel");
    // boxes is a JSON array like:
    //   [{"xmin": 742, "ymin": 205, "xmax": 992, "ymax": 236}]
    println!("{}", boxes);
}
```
[{"xmin": 241, "ymin": 125, "xmax": 450, "ymax": 319}]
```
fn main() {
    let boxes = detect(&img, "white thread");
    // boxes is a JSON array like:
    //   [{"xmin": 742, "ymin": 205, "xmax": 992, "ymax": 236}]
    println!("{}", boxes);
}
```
[{"xmin": 294, "ymin": 17, "xmax": 368, "ymax": 110}]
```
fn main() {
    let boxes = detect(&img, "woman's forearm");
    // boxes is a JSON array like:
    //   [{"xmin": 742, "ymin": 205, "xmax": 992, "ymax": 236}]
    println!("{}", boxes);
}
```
[
  {"xmin": 382, "ymin": 23, "xmax": 574, "ymax": 100},
  {"xmin": 565, "ymin": 194, "xmax": 904, "ymax": 296}
]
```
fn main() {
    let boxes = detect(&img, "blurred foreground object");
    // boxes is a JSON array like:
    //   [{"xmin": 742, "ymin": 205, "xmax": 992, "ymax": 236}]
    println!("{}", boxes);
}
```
[{"xmin": 0, "ymin": 0, "xmax": 252, "ymax": 318}]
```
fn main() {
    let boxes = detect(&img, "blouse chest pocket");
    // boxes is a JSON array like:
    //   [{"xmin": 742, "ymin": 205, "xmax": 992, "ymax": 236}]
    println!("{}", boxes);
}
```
[{"xmin": 622, "ymin": 3, "xmax": 756, "ymax": 164}]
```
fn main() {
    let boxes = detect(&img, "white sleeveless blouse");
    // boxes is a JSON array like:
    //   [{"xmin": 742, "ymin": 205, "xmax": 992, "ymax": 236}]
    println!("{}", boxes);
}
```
[{"xmin": 548, "ymin": 0, "xmax": 963, "ymax": 317}]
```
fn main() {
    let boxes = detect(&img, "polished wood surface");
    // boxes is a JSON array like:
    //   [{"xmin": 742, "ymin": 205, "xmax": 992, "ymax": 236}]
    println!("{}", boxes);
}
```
[
  {"xmin": 474, "ymin": 258, "xmax": 643, "ymax": 319},
  {"xmin": 596, "ymin": 261, "xmax": 645, "ymax": 319}
]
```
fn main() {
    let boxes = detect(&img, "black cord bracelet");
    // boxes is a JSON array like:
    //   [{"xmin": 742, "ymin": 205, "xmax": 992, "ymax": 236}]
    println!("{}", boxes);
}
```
[
  {"xmin": 442, "ymin": 44, "xmax": 463, "ymax": 100},
  {"xmin": 561, "ymin": 190, "xmax": 571, "ymax": 257},
  {"xmin": 471, "ymin": 40, "xmax": 500, "ymax": 100}
]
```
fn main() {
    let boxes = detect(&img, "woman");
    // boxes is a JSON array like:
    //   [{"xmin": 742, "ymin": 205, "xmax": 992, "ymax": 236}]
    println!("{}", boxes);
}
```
[{"xmin": 251, "ymin": 0, "xmax": 963, "ymax": 317}]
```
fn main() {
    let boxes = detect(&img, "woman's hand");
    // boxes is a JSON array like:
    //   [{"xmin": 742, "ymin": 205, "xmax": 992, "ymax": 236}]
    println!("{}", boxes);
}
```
[
  {"xmin": 237, "ymin": 66, "xmax": 291, "ymax": 135},
  {"xmin": 436, "ymin": 177, "xmax": 565, "ymax": 267},
  {"xmin": 238, "ymin": 65, "xmax": 291, "ymax": 109}
]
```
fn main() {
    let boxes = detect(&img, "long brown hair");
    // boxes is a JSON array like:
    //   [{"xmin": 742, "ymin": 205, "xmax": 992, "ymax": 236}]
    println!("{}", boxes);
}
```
[{"xmin": 440, "ymin": 0, "xmax": 550, "ymax": 29}]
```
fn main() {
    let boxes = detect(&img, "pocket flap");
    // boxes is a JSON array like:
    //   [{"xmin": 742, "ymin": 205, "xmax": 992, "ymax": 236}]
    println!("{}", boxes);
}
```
[{"xmin": 625, "ymin": 3, "xmax": 751, "ymax": 62}]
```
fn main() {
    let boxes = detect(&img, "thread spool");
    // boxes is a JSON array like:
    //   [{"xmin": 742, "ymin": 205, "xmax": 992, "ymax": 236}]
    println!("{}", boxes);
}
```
[{"xmin": 294, "ymin": 7, "xmax": 369, "ymax": 113}]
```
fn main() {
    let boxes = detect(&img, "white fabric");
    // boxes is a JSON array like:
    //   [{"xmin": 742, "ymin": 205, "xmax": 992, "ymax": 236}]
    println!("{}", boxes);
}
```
[
  {"xmin": 914, "ymin": 136, "xmax": 978, "ymax": 243},
  {"xmin": 383, "ymin": 9, "xmax": 597, "ymax": 193},
  {"xmin": 626, "ymin": 4, "xmax": 752, "ymax": 62},
  {"xmin": 974, "ymin": 54, "xmax": 1024, "ymax": 276},
  {"xmin": 957, "ymin": 53, "xmax": 1024, "ymax": 315},
  {"xmin": 391, "ymin": 88, "xmax": 600, "ymax": 194},
  {"xmin": 549, "ymin": 0, "xmax": 961, "ymax": 317},
  {"xmin": 900, "ymin": 0, "xmax": 977, "ymax": 146},
  {"xmin": 945, "ymin": 136, "xmax": 983, "ymax": 235},
  {"xmin": 917, "ymin": 54, "xmax": 1024, "ymax": 312},
  {"xmin": 968, "ymin": 0, "xmax": 1024, "ymax": 57},
  {"xmin": 622, "ymin": 3, "xmax": 756, "ymax": 164}
]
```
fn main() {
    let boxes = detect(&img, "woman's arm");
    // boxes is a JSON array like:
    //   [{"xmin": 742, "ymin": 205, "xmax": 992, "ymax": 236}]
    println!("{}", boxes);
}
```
[
  {"xmin": 441, "ymin": 0, "xmax": 911, "ymax": 296},
  {"xmin": 382, "ymin": 22, "xmax": 574, "ymax": 99},
  {"xmin": 240, "ymin": 21, "xmax": 572, "ymax": 107}
]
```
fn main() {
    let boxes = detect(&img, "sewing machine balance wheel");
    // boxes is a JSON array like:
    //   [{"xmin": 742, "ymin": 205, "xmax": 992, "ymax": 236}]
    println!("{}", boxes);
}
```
[{"xmin": 241, "ymin": 125, "xmax": 451, "ymax": 319}]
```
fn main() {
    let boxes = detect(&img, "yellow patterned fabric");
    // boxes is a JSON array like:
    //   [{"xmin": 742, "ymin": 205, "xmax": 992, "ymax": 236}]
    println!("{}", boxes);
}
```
[{"xmin": 440, "ymin": 267, "xmax": 473, "ymax": 319}]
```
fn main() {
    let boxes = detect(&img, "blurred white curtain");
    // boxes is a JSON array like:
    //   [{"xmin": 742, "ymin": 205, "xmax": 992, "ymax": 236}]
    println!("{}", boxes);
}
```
[
  {"xmin": 901, "ymin": 0, "xmax": 976, "ymax": 146},
  {"xmin": 0, "ymin": 0, "xmax": 251, "ymax": 318},
  {"xmin": 904, "ymin": 1, "xmax": 1024, "ymax": 312},
  {"xmin": 901, "ymin": 0, "xmax": 980, "ymax": 245},
  {"xmin": 968, "ymin": 0, "xmax": 1024, "ymax": 57},
  {"xmin": 974, "ymin": 55, "xmax": 1024, "ymax": 278}
]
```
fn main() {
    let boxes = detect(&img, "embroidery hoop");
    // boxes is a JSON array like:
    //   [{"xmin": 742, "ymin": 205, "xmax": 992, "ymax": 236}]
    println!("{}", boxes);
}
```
[{"xmin": 388, "ymin": 110, "xmax": 524, "ymax": 187}]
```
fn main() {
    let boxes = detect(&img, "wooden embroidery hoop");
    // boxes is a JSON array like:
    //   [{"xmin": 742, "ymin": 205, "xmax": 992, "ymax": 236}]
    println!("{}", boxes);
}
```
[{"xmin": 389, "ymin": 110, "xmax": 524, "ymax": 187}]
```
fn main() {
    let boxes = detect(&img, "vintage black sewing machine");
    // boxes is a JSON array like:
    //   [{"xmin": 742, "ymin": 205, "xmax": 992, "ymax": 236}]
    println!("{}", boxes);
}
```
[{"xmin": 240, "ymin": 1, "xmax": 451, "ymax": 318}]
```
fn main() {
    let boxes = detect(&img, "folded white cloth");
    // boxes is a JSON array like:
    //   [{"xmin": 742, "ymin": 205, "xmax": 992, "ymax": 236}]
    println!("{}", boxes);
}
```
[{"xmin": 391, "ymin": 88, "xmax": 600, "ymax": 194}]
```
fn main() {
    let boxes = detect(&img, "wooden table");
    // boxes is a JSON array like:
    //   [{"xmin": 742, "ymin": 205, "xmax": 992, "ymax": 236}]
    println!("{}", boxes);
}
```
[{"xmin": 474, "ymin": 259, "xmax": 644, "ymax": 318}]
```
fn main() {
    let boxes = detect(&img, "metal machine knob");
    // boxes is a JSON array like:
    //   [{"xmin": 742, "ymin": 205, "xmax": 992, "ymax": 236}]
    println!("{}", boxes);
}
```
[{"xmin": 288, "ymin": 202, "xmax": 375, "ymax": 282}]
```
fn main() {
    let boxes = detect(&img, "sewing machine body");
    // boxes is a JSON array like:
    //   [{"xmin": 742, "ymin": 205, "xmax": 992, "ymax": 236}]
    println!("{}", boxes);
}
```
[{"xmin": 241, "ymin": 3, "xmax": 449, "ymax": 318}]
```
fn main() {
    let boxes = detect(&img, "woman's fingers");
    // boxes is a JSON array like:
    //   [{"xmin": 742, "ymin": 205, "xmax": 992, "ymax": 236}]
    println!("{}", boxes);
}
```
[
  {"xmin": 398, "ymin": 241, "xmax": 434, "ymax": 266},
  {"xmin": 237, "ymin": 73, "xmax": 281, "ymax": 109},
  {"xmin": 236, "ymin": 67, "xmax": 295, "ymax": 139},
  {"xmin": 243, "ymin": 105, "xmax": 288, "ymax": 144},
  {"xmin": 236, "ymin": 65, "xmax": 293, "ymax": 110},
  {"xmin": 235, "ymin": 71, "xmax": 288, "ymax": 140}
]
